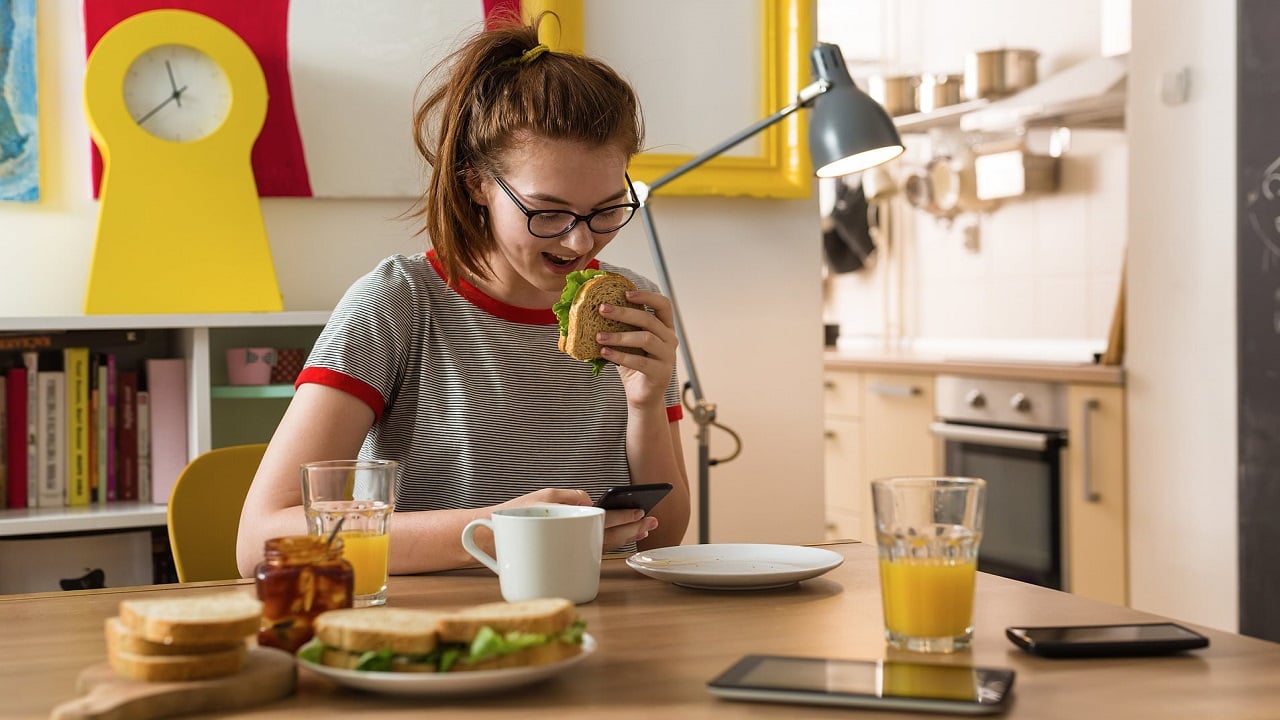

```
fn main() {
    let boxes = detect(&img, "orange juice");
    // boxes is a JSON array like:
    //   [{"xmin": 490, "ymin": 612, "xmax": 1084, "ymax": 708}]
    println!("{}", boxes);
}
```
[
  {"xmin": 340, "ymin": 530, "xmax": 390, "ymax": 597},
  {"xmin": 879, "ymin": 556, "xmax": 976, "ymax": 639}
]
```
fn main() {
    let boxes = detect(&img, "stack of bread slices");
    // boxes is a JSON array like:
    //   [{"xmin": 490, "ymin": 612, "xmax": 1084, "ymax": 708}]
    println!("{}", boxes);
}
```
[{"xmin": 106, "ymin": 593, "xmax": 264, "ymax": 682}]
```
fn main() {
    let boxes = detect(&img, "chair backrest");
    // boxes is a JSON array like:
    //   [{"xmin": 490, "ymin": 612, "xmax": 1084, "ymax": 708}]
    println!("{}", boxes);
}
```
[{"xmin": 167, "ymin": 443, "xmax": 268, "ymax": 583}]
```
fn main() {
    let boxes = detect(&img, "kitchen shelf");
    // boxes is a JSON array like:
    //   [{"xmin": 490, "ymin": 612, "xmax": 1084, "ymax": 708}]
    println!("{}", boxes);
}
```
[
  {"xmin": 893, "ymin": 98, "xmax": 992, "ymax": 134},
  {"xmin": 0, "ymin": 502, "xmax": 168, "ymax": 538},
  {"xmin": 211, "ymin": 384, "xmax": 297, "ymax": 399}
]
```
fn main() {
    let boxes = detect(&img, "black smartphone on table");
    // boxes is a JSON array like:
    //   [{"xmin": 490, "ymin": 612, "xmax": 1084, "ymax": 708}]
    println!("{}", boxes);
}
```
[
  {"xmin": 1005, "ymin": 623, "xmax": 1209, "ymax": 658},
  {"xmin": 707, "ymin": 655, "xmax": 1016, "ymax": 715},
  {"xmin": 594, "ymin": 482, "xmax": 673, "ymax": 516}
]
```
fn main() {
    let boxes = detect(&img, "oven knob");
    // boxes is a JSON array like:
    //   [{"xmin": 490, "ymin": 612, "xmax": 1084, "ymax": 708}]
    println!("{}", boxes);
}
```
[
  {"xmin": 965, "ymin": 389, "xmax": 986, "ymax": 409},
  {"xmin": 1010, "ymin": 392, "xmax": 1032, "ymax": 412}
]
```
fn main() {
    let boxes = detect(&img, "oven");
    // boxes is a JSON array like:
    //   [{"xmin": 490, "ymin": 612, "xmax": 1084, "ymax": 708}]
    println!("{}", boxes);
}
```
[{"xmin": 930, "ymin": 376, "xmax": 1067, "ymax": 590}]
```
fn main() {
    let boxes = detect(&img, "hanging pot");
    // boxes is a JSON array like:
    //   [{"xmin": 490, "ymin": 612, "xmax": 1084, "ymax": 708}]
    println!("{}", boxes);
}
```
[
  {"xmin": 822, "ymin": 180, "xmax": 876, "ymax": 273},
  {"xmin": 963, "ymin": 48, "xmax": 1039, "ymax": 100}
]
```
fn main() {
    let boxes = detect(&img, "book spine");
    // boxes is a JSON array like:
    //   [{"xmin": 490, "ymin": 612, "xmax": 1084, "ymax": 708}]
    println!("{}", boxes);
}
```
[
  {"xmin": 136, "ymin": 390, "xmax": 151, "ymax": 504},
  {"xmin": 93, "ymin": 356, "xmax": 107, "ymax": 503},
  {"xmin": 0, "ymin": 329, "xmax": 145, "ymax": 353},
  {"xmin": 144, "ymin": 359, "xmax": 187, "ymax": 505},
  {"xmin": 0, "ymin": 379, "xmax": 7, "ymax": 508},
  {"xmin": 37, "ymin": 371, "xmax": 66, "ymax": 507},
  {"xmin": 22, "ymin": 352, "xmax": 37, "ymax": 507},
  {"xmin": 117, "ymin": 371, "xmax": 138, "ymax": 502},
  {"xmin": 64, "ymin": 348, "xmax": 90, "ymax": 506},
  {"xmin": 106, "ymin": 354, "xmax": 117, "ymax": 503},
  {"xmin": 5, "ymin": 368, "xmax": 28, "ymax": 510},
  {"xmin": 88, "ymin": 353, "xmax": 99, "ymax": 504}
]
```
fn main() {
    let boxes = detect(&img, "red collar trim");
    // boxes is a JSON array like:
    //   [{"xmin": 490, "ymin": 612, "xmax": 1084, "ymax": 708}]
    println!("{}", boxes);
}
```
[{"xmin": 426, "ymin": 249, "xmax": 601, "ymax": 325}]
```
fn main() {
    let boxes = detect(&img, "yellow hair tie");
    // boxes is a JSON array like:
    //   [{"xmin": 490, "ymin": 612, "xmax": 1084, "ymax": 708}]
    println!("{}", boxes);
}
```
[{"xmin": 500, "ymin": 43, "xmax": 550, "ymax": 67}]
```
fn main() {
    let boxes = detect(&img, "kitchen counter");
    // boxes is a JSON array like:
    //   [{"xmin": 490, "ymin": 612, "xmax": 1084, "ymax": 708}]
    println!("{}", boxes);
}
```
[{"xmin": 825, "ymin": 348, "xmax": 1125, "ymax": 385}]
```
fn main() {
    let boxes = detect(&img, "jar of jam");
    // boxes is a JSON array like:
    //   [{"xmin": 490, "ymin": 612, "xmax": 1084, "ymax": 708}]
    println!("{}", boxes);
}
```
[{"xmin": 255, "ymin": 535, "xmax": 354, "ymax": 652}]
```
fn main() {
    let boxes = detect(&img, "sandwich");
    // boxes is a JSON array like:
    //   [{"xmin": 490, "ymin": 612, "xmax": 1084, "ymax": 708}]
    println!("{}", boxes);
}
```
[
  {"xmin": 106, "ymin": 592, "xmax": 263, "ymax": 682},
  {"xmin": 297, "ymin": 598, "xmax": 586, "ymax": 673},
  {"xmin": 553, "ymin": 269, "xmax": 644, "ymax": 376}
]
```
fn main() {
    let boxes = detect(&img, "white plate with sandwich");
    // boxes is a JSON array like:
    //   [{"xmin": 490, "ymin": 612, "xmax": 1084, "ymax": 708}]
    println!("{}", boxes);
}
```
[
  {"xmin": 626, "ymin": 544, "xmax": 844, "ymax": 590},
  {"xmin": 296, "ymin": 598, "xmax": 595, "ymax": 696}
]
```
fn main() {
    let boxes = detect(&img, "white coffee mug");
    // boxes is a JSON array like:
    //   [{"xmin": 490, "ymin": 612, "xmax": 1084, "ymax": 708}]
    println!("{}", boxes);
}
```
[{"xmin": 461, "ymin": 505, "xmax": 604, "ymax": 604}]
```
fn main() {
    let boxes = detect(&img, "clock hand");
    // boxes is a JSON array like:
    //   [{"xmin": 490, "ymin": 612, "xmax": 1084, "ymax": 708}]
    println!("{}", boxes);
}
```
[
  {"xmin": 134, "ymin": 85, "xmax": 188, "ymax": 126},
  {"xmin": 165, "ymin": 60, "xmax": 182, "ymax": 108}
]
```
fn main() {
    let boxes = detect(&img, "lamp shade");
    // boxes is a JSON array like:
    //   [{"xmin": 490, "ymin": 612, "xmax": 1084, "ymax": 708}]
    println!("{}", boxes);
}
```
[{"xmin": 808, "ymin": 44, "xmax": 905, "ymax": 178}]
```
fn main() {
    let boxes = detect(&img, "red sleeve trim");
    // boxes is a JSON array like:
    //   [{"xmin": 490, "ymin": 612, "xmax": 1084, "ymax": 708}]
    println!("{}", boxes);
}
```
[
  {"xmin": 667, "ymin": 404, "xmax": 683, "ymax": 422},
  {"xmin": 296, "ymin": 367, "xmax": 387, "ymax": 421}
]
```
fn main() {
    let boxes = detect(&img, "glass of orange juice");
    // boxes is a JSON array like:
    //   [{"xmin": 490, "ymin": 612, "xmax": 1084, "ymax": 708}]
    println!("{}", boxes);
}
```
[
  {"xmin": 301, "ymin": 459, "xmax": 396, "ymax": 607},
  {"xmin": 872, "ymin": 476, "xmax": 985, "ymax": 653}
]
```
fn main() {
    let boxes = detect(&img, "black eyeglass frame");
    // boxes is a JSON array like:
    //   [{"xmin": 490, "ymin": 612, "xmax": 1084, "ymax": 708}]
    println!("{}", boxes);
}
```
[{"xmin": 491, "ymin": 173, "xmax": 641, "ymax": 239}]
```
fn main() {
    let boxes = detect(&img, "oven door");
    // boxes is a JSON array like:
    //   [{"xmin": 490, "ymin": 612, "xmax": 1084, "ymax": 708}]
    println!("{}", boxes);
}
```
[{"xmin": 929, "ymin": 421, "xmax": 1066, "ymax": 590}]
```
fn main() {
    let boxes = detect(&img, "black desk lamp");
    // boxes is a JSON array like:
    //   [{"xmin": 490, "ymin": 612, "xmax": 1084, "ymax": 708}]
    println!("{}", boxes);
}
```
[{"xmin": 634, "ymin": 43, "xmax": 904, "ymax": 544}]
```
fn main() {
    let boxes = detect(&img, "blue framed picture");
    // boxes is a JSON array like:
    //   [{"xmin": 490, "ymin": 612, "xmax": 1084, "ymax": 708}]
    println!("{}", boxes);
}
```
[{"xmin": 0, "ymin": 0, "xmax": 37, "ymax": 203}]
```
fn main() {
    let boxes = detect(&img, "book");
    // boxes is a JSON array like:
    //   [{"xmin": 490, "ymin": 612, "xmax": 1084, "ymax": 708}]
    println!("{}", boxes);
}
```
[
  {"xmin": 4, "ymin": 368, "xmax": 26, "ymax": 509},
  {"xmin": 116, "ymin": 371, "xmax": 138, "ymax": 501},
  {"xmin": 144, "ymin": 359, "xmax": 187, "ymax": 505},
  {"xmin": 22, "ymin": 351, "xmax": 37, "ymax": 507},
  {"xmin": 88, "ymin": 353, "xmax": 99, "ymax": 503},
  {"xmin": 63, "ymin": 348, "xmax": 91, "ymax": 506},
  {"xmin": 1, "ymin": 379, "xmax": 7, "ymax": 508},
  {"xmin": 105, "ymin": 354, "xmax": 118, "ymax": 503},
  {"xmin": 36, "ymin": 370, "xmax": 66, "ymax": 507},
  {"xmin": 0, "ymin": 329, "xmax": 145, "ymax": 353},
  {"xmin": 136, "ymin": 390, "xmax": 151, "ymax": 504}
]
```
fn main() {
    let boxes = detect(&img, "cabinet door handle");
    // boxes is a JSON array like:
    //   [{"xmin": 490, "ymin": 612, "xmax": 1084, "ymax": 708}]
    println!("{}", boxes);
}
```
[
  {"xmin": 823, "ymin": 380, "xmax": 837, "ymax": 390},
  {"xmin": 824, "ymin": 429, "xmax": 837, "ymax": 440},
  {"xmin": 867, "ymin": 382, "xmax": 921, "ymax": 398},
  {"xmin": 1082, "ymin": 398, "xmax": 1101, "ymax": 502}
]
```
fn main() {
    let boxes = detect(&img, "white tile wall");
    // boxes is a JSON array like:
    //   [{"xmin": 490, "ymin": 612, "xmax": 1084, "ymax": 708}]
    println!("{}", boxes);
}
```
[{"xmin": 827, "ymin": 131, "xmax": 1128, "ymax": 359}]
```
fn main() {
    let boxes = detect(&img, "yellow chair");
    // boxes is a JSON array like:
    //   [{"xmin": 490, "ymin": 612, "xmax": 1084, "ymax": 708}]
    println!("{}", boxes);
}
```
[{"xmin": 167, "ymin": 443, "xmax": 267, "ymax": 582}]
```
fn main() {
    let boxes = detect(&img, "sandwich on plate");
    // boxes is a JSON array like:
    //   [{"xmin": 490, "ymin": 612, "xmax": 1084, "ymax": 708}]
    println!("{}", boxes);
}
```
[
  {"xmin": 107, "ymin": 592, "xmax": 264, "ymax": 682},
  {"xmin": 553, "ymin": 269, "xmax": 644, "ymax": 376},
  {"xmin": 297, "ymin": 598, "xmax": 586, "ymax": 673}
]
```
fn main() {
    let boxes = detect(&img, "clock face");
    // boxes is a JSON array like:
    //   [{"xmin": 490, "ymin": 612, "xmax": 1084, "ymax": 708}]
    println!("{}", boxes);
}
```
[{"xmin": 122, "ymin": 44, "xmax": 231, "ymax": 142}]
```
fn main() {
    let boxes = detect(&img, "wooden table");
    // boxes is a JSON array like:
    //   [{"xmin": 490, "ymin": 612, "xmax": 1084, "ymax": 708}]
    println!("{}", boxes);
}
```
[{"xmin": 4, "ymin": 542, "xmax": 1279, "ymax": 719}]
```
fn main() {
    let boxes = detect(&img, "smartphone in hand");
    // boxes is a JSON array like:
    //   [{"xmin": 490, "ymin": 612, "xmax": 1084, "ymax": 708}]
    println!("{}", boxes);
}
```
[{"xmin": 594, "ymin": 482, "xmax": 673, "ymax": 517}]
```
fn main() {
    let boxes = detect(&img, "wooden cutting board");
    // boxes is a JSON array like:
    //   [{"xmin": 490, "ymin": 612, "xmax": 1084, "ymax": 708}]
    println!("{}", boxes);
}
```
[{"xmin": 51, "ymin": 647, "xmax": 296, "ymax": 720}]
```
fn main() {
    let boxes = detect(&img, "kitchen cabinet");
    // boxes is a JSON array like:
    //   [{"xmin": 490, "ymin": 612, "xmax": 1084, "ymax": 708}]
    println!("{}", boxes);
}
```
[
  {"xmin": 823, "ymin": 370, "xmax": 938, "ymax": 542},
  {"xmin": 822, "ymin": 370, "xmax": 863, "ymax": 541},
  {"xmin": 1064, "ymin": 383, "xmax": 1128, "ymax": 605}
]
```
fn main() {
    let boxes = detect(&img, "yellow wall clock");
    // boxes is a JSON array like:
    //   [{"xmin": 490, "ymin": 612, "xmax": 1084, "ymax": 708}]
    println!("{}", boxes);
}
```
[{"xmin": 83, "ymin": 9, "xmax": 282, "ymax": 314}]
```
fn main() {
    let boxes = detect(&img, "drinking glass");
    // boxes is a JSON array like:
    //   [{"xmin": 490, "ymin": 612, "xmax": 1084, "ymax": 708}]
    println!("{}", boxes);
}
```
[
  {"xmin": 301, "ymin": 459, "xmax": 396, "ymax": 607},
  {"xmin": 872, "ymin": 476, "xmax": 986, "ymax": 653}
]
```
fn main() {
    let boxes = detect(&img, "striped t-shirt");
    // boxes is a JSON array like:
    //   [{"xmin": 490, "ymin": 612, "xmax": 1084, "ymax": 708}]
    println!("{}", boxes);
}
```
[{"xmin": 297, "ymin": 250, "xmax": 683, "ymax": 512}]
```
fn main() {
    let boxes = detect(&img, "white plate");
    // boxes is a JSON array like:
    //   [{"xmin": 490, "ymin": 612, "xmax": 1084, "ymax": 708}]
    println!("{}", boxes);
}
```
[
  {"xmin": 626, "ymin": 544, "xmax": 844, "ymax": 590},
  {"xmin": 298, "ymin": 634, "xmax": 595, "ymax": 696}
]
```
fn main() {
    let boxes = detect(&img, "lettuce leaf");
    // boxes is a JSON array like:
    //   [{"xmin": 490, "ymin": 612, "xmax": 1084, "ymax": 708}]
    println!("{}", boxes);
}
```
[
  {"xmin": 552, "ymin": 269, "xmax": 606, "ymax": 336},
  {"xmin": 296, "ymin": 637, "xmax": 325, "ymax": 664}
]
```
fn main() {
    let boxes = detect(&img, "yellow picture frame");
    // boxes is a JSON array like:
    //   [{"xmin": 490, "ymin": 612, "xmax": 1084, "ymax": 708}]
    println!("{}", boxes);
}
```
[{"xmin": 525, "ymin": 0, "xmax": 813, "ymax": 198}]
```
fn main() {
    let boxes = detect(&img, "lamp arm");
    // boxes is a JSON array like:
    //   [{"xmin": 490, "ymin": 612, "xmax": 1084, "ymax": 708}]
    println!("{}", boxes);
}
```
[{"xmin": 646, "ymin": 79, "xmax": 831, "ymax": 194}]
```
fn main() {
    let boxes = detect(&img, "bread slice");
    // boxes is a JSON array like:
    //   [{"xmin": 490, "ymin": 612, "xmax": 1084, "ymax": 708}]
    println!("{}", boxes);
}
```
[
  {"xmin": 560, "ymin": 273, "xmax": 644, "ymax": 361},
  {"xmin": 436, "ymin": 598, "xmax": 576, "ymax": 644},
  {"xmin": 107, "ymin": 642, "xmax": 248, "ymax": 682},
  {"xmin": 314, "ymin": 608, "xmax": 444, "ymax": 655},
  {"xmin": 105, "ymin": 617, "xmax": 243, "ymax": 657},
  {"xmin": 118, "ymin": 592, "xmax": 263, "ymax": 646}
]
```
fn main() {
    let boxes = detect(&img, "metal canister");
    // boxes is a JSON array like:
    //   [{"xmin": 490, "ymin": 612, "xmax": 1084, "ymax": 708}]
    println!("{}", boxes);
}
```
[
  {"xmin": 963, "ymin": 49, "xmax": 1039, "ymax": 100},
  {"xmin": 918, "ymin": 73, "xmax": 964, "ymax": 113}
]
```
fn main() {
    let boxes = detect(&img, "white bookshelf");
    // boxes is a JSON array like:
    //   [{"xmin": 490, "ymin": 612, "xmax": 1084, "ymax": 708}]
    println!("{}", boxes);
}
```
[
  {"xmin": 0, "ymin": 312, "xmax": 329, "ymax": 539},
  {"xmin": 0, "ymin": 503, "xmax": 167, "ymax": 538}
]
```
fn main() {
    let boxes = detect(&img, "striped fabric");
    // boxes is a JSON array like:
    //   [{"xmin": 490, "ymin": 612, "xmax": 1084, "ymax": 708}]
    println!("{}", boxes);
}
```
[{"xmin": 298, "ymin": 251, "xmax": 682, "ymax": 513}]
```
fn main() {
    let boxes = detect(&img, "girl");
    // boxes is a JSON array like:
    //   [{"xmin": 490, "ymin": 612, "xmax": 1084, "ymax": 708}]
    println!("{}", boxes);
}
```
[{"xmin": 236, "ymin": 14, "xmax": 690, "ymax": 576}]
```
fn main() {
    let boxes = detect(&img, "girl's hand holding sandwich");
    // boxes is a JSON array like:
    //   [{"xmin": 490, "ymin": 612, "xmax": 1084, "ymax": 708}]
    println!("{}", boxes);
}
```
[{"xmin": 596, "ymin": 289, "xmax": 679, "ymax": 410}]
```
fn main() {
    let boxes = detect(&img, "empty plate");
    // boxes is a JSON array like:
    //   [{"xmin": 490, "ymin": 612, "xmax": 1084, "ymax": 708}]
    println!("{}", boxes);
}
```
[{"xmin": 626, "ymin": 544, "xmax": 844, "ymax": 590}]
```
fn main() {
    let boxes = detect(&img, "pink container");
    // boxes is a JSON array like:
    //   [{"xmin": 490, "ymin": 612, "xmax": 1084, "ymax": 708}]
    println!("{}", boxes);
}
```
[{"xmin": 226, "ymin": 347, "xmax": 277, "ymax": 386}]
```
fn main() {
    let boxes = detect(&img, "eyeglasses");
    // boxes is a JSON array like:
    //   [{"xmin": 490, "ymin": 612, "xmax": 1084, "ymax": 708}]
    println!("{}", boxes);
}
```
[{"xmin": 491, "ymin": 173, "xmax": 640, "ymax": 239}]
